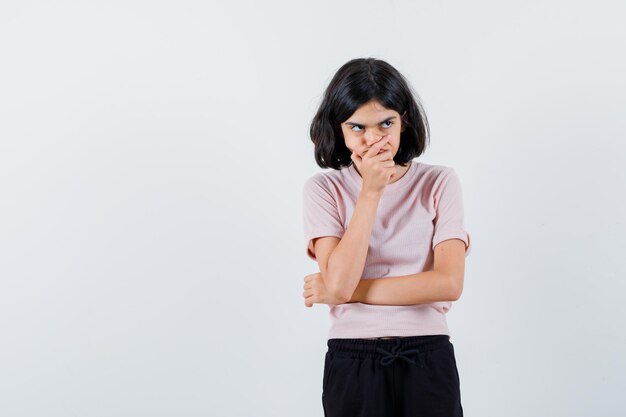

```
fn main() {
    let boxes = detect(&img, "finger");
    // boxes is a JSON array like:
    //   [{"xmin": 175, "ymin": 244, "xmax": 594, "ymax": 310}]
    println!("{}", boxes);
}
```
[
  {"xmin": 376, "ymin": 141, "xmax": 393, "ymax": 155},
  {"xmin": 305, "ymin": 294, "xmax": 316, "ymax": 306},
  {"xmin": 372, "ymin": 143, "xmax": 391, "ymax": 156},
  {"xmin": 354, "ymin": 135, "xmax": 389, "ymax": 159},
  {"xmin": 366, "ymin": 135, "xmax": 386, "ymax": 148},
  {"xmin": 365, "ymin": 135, "xmax": 391, "ymax": 157},
  {"xmin": 352, "ymin": 145, "xmax": 366, "ymax": 159},
  {"xmin": 355, "ymin": 138, "xmax": 379, "ymax": 159},
  {"xmin": 373, "ymin": 147, "xmax": 393, "ymax": 161}
]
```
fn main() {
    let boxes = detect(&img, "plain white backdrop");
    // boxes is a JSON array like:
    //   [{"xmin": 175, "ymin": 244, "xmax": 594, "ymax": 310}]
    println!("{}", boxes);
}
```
[{"xmin": 1, "ymin": 0, "xmax": 625, "ymax": 416}]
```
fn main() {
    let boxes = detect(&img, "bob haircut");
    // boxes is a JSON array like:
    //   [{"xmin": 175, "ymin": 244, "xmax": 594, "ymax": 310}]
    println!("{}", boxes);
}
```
[{"xmin": 309, "ymin": 57, "xmax": 430, "ymax": 170}]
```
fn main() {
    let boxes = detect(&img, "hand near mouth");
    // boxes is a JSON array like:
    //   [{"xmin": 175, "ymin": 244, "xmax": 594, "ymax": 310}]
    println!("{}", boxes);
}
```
[{"xmin": 350, "ymin": 135, "xmax": 396, "ymax": 194}]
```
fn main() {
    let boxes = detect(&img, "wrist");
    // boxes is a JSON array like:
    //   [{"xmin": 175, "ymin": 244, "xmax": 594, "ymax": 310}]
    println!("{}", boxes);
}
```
[{"xmin": 359, "ymin": 189, "xmax": 383, "ymax": 201}]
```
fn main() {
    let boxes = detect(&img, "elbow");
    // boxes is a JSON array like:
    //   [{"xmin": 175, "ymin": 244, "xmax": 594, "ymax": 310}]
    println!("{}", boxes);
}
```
[
  {"xmin": 323, "ymin": 272, "xmax": 351, "ymax": 304},
  {"xmin": 334, "ymin": 291, "xmax": 351, "ymax": 304},
  {"xmin": 325, "ymin": 264, "xmax": 354, "ymax": 304},
  {"xmin": 328, "ymin": 282, "xmax": 352, "ymax": 304}
]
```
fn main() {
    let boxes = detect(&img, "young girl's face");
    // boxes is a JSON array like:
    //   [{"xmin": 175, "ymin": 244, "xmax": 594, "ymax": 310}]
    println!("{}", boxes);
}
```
[{"xmin": 340, "ymin": 99, "xmax": 406, "ymax": 160}]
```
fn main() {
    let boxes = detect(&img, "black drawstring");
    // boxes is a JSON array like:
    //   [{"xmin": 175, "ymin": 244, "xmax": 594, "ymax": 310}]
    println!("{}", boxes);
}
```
[{"xmin": 375, "ymin": 337, "xmax": 425, "ymax": 367}]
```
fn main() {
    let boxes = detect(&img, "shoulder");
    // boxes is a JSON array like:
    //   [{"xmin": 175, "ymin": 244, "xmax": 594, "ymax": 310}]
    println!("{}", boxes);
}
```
[
  {"xmin": 302, "ymin": 172, "xmax": 330, "ymax": 198},
  {"xmin": 303, "ymin": 171, "xmax": 329, "ymax": 188},
  {"xmin": 303, "ymin": 167, "xmax": 351, "ymax": 195},
  {"xmin": 414, "ymin": 161, "xmax": 457, "ymax": 184}
]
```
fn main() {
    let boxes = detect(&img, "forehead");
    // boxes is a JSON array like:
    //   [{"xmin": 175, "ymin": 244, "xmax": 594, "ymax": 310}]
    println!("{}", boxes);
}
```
[{"xmin": 346, "ymin": 100, "xmax": 398, "ymax": 121}]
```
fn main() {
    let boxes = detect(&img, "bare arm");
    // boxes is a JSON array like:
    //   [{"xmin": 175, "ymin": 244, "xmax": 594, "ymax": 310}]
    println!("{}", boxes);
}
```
[
  {"xmin": 323, "ymin": 189, "xmax": 383, "ymax": 302},
  {"xmin": 347, "ymin": 270, "xmax": 455, "ymax": 305},
  {"xmin": 347, "ymin": 238, "xmax": 467, "ymax": 305},
  {"xmin": 310, "ymin": 136, "xmax": 396, "ymax": 302}
]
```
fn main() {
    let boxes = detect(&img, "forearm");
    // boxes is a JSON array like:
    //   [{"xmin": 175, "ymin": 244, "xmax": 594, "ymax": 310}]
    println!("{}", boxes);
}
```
[
  {"xmin": 347, "ymin": 270, "xmax": 458, "ymax": 305},
  {"xmin": 326, "ymin": 190, "xmax": 382, "ymax": 301}
]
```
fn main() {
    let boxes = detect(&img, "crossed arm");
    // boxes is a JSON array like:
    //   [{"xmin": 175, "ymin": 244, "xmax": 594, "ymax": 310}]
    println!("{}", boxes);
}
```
[{"xmin": 303, "ymin": 236, "xmax": 466, "ymax": 306}]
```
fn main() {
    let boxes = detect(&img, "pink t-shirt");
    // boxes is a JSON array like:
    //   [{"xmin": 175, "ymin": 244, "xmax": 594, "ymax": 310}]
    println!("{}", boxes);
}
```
[{"xmin": 302, "ymin": 160, "xmax": 471, "ymax": 339}]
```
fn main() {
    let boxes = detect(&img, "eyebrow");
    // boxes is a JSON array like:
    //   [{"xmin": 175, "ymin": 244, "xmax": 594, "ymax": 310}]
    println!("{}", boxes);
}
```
[{"xmin": 344, "ymin": 116, "xmax": 397, "ymax": 127}]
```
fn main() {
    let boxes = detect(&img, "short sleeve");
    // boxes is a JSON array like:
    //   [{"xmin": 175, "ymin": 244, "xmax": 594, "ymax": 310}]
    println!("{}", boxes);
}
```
[
  {"xmin": 302, "ymin": 175, "xmax": 345, "ymax": 261},
  {"xmin": 432, "ymin": 168, "xmax": 472, "ymax": 257}
]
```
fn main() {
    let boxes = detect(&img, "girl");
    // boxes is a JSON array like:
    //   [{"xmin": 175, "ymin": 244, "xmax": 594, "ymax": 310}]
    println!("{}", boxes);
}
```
[{"xmin": 302, "ymin": 58, "xmax": 471, "ymax": 417}]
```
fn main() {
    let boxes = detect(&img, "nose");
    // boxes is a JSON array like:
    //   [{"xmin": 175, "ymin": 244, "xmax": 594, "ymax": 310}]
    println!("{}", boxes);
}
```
[{"xmin": 364, "ymin": 129, "xmax": 383, "ymax": 145}]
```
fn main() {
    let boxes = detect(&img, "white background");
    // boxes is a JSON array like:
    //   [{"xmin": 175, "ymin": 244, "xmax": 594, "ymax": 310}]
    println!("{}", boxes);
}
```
[{"xmin": 1, "ymin": 1, "xmax": 625, "ymax": 416}]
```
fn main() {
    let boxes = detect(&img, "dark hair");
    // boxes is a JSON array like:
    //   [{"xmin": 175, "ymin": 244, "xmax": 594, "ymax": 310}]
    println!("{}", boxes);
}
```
[{"xmin": 309, "ymin": 58, "xmax": 430, "ymax": 169}]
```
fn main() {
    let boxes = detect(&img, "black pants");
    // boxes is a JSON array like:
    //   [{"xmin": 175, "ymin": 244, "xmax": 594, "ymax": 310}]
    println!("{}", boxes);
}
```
[{"xmin": 322, "ymin": 335, "xmax": 463, "ymax": 417}]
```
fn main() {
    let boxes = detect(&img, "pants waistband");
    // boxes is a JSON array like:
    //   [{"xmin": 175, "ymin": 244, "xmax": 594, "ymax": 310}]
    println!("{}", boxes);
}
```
[{"xmin": 327, "ymin": 334, "xmax": 451, "ymax": 367}]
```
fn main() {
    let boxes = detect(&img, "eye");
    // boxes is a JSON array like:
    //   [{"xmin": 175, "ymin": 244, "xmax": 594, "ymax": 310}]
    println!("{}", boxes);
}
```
[{"xmin": 349, "ymin": 121, "xmax": 393, "ymax": 132}]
